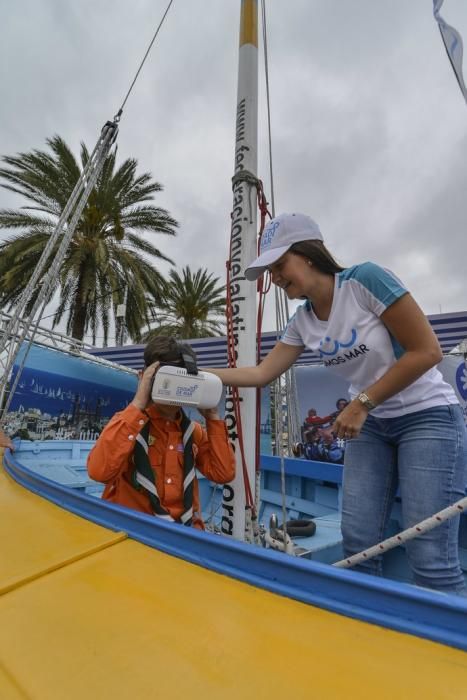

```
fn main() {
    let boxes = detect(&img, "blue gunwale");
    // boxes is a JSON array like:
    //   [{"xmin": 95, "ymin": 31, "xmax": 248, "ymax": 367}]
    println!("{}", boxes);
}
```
[{"xmin": 3, "ymin": 447, "xmax": 467, "ymax": 652}]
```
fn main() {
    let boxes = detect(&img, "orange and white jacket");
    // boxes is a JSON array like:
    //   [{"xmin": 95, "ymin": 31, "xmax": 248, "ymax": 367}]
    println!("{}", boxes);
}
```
[{"xmin": 87, "ymin": 403, "xmax": 235, "ymax": 529}]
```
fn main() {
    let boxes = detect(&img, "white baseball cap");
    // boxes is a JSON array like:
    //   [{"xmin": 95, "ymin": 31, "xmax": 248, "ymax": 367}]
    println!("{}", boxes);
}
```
[{"xmin": 244, "ymin": 212, "xmax": 323, "ymax": 281}]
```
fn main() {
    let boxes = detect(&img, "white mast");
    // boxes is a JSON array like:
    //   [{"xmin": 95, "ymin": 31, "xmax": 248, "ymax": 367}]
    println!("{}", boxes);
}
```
[{"xmin": 221, "ymin": 0, "xmax": 259, "ymax": 541}]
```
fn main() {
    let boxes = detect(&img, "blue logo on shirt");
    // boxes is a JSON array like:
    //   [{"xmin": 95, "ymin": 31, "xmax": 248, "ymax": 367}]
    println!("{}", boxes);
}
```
[
  {"xmin": 455, "ymin": 362, "xmax": 467, "ymax": 400},
  {"xmin": 319, "ymin": 329, "xmax": 358, "ymax": 357}
]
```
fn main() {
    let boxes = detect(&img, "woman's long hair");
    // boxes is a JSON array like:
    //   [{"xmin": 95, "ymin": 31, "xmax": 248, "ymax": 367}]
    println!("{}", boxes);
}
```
[{"xmin": 290, "ymin": 240, "xmax": 344, "ymax": 275}]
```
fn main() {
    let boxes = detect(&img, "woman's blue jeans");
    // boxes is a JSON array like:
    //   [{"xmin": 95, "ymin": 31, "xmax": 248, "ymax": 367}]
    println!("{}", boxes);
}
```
[{"xmin": 341, "ymin": 404, "xmax": 467, "ymax": 593}]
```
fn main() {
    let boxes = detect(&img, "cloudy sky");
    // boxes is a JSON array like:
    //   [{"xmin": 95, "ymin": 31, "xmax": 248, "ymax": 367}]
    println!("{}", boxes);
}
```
[{"xmin": 1, "ymin": 0, "xmax": 466, "ymax": 344}]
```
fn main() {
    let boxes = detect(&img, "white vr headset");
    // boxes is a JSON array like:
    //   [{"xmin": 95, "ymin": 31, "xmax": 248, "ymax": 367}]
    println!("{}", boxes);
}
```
[{"xmin": 151, "ymin": 365, "xmax": 223, "ymax": 410}]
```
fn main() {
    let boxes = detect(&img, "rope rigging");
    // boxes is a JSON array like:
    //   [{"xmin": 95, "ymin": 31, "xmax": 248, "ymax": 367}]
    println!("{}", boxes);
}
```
[
  {"xmin": 225, "ymin": 175, "xmax": 271, "ymax": 541},
  {"xmin": 0, "ymin": 122, "xmax": 118, "ymax": 421},
  {"xmin": 0, "ymin": 2, "xmax": 175, "ymax": 424},
  {"xmin": 260, "ymin": 0, "xmax": 302, "ymax": 549},
  {"xmin": 115, "ymin": 0, "xmax": 175, "ymax": 119},
  {"xmin": 260, "ymin": 0, "xmax": 276, "ymax": 217},
  {"xmin": 334, "ymin": 495, "xmax": 467, "ymax": 569}
]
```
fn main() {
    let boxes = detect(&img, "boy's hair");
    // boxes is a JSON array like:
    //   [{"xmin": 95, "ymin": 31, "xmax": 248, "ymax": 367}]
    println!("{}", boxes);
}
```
[{"xmin": 143, "ymin": 335, "xmax": 197, "ymax": 368}]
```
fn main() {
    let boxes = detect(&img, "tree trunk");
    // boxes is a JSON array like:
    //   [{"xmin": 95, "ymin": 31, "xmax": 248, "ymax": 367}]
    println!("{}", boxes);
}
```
[{"xmin": 71, "ymin": 273, "xmax": 88, "ymax": 341}]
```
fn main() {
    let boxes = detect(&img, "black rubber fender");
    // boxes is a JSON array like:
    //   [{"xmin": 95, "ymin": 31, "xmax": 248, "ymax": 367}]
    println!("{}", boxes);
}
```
[{"xmin": 278, "ymin": 519, "xmax": 316, "ymax": 538}]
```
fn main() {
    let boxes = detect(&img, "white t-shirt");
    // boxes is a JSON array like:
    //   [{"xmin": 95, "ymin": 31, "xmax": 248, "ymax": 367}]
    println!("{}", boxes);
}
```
[{"xmin": 282, "ymin": 262, "xmax": 458, "ymax": 418}]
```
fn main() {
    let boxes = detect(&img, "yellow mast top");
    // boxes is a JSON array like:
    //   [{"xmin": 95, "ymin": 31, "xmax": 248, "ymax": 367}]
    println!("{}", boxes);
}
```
[{"xmin": 240, "ymin": 0, "xmax": 258, "ymax": 47}]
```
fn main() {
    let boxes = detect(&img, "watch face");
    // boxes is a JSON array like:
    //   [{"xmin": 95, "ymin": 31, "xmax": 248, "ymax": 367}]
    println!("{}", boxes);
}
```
[{"xmin": 359, "ymin": 393, "xmax": 374, "ymax": 409}]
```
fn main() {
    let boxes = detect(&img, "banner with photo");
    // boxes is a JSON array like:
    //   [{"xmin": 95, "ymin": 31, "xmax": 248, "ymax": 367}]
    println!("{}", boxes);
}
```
[
  {"xmin": 8, "ymin": 342, "xmax": 462, "ymax": 456},
  {"xmin": 5, "ymin": 343, "xmax": 137, "ymax": 441},
  {"xmin": 4, "ymin": 343, "xmax": 273, "ymax": 455},
  {"xmin": 438, "ymin": 354, "xmax": 467, "ymax": 424},
  {"xmin": 259, "ymin": 386, "xmax": 272, "ymax": 456},
  {"xmin": 294, "ymin": 365, "xmax": 350, "ymax": 464},
  {"xmin": 184, "ymin": 385, "xmax": 272, "ymax": 455},
  {"xmin": 293, "ymin": 356, "xmax": 467, "ymax": 464}
]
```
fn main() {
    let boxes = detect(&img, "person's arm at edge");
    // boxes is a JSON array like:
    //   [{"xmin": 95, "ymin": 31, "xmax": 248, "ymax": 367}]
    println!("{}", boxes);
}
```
[{"xmin": 204, "ymin": 341, "xmax": 304, "ymax": 387}]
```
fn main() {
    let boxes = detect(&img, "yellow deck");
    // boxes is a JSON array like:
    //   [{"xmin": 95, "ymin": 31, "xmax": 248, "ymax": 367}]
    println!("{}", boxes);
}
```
[{"xmin": 1, "ymin": 464, "xmax": 466, "ymax": 699}]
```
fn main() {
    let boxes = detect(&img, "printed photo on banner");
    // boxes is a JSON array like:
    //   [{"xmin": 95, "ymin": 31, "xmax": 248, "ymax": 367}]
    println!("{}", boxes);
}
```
[
  {"xmin": 5, "ymin": 343, "xmax": 137, "ymax": 441},
  {"xmin": 294, "ymin": 356, "xmax": 467, "ymax": 464},
  {"xmin": 438, "ymin": 354, "xmax": 467, "ymax": 426},
  {"xmin": 294, "ymin": 365, "xmax": 351, "ymax": 464}
]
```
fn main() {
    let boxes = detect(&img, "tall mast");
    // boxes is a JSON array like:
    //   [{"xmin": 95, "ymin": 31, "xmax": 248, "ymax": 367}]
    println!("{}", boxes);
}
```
[{"xmin": 221, "ymin": 0, "xmax": 258, "ymax": 541}]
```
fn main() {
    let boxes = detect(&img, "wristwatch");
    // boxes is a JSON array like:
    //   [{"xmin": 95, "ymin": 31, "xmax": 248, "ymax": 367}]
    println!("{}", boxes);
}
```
[{"xmin": 356, "ymin": 392, "xmax": 376, "ymax": 411}]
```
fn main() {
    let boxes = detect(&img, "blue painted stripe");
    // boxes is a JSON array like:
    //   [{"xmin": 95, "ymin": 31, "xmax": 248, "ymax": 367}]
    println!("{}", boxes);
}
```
[
  {"xmin": 261, "ymin": 455, "xmax": 343, "ymax": 483},
  {"xmin": 3, "ymin": 451, "xmax": 467, "ymax": 652},
  {"xmin": 89, "ymin": 311, "xmax": 467, "ymax": 370},
  {"xmin": 429, "ymin": 317, "xmax": 467, "ymax": 327}
]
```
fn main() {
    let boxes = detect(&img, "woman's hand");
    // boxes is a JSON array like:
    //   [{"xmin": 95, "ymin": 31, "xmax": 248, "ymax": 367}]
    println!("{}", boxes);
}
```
[
  {"xmin": 132, "ymin": 361, "xmax": 160, "ymax": 411},
  {"xmin": 332, "ymin": 400, "xmax": 369, "ymax": 440}
]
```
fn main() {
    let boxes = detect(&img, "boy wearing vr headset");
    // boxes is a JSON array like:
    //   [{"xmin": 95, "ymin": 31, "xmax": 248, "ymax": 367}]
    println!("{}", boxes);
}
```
[{"xmin": 87, "ymin": 336, "xmax": 235, "ymax": 529}]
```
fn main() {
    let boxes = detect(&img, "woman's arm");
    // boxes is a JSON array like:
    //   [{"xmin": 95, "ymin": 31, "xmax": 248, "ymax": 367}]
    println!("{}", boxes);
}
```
[
  {"xmin": 205, "ymin": 341, "xmax": 304, "ymax": 388},
  {"xmin": 334, "ymin": 293, "xmax": 442, "ymax": 438},
  {"xmin": 362, "ymin": 293, "xmax": 442, "ymax": 405}
]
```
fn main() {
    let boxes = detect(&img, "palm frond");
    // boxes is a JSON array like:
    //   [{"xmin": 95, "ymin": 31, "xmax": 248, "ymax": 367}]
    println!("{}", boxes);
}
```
[
  {"xmin": 0, "ymin": 135, "xmax": 179, "ymax": 342},
  {"xmin": 142, "ymin": 265, "xmax": 226, "ymax": 340}
]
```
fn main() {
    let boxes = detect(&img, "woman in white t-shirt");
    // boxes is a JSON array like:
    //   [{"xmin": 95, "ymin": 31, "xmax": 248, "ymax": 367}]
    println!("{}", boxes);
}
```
[{"xmin": 211, "ymin": 212, "xmax": 467, "ymax": 594}]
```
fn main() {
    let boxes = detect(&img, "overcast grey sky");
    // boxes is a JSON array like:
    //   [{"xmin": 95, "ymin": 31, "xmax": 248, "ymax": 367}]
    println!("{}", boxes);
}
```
[{"xmin": 1, "ymin": 0, "xmax": 466, "ymax": 344}]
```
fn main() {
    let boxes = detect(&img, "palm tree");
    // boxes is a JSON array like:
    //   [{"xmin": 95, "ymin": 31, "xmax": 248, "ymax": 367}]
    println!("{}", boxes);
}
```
[
  {"xmin": 0, "ymin": 135, "xmax": 178, "ymax": 344},
  {"xmin": 142, "ymin": 266, "xmax": 226, "ymax": 340}
]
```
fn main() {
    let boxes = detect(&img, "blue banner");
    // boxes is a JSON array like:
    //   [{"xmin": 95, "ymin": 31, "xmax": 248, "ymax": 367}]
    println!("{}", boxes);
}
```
[{"xmin": 5, "ymin": 344, "xmax": 137, "ymax": 441}]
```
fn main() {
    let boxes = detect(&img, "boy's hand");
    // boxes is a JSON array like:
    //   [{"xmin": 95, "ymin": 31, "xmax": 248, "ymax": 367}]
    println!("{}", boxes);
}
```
[
  {"xmin": 198, "ymin": 407, "xmax": 221, "ymax": 421},
  {"xmin": 132, "ymin": 362, "xmax": 160, "ymax": 411}
]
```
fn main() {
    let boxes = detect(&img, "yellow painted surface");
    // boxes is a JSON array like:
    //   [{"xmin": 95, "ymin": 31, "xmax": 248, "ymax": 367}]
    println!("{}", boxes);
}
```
[
  {"xmin": 0, "ymin": 664, "xmax": 28, "ymax": 700},
  {"xmin": 1, "ymin": 467, "xmax": 467, "ymax": 699},
  {"xmin": 240, "ymin": 0, "xmax": 258, "ymax": 47},
  {"xmin": 0, "ymin": 468, "xmax": 125, "ymax": 594}
]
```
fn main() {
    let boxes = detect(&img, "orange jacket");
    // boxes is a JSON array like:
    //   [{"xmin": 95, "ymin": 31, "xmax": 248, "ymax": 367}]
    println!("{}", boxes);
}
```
[{"xmin": 87, "ymin": 403, "xmax": 235, "ymax": 529}]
